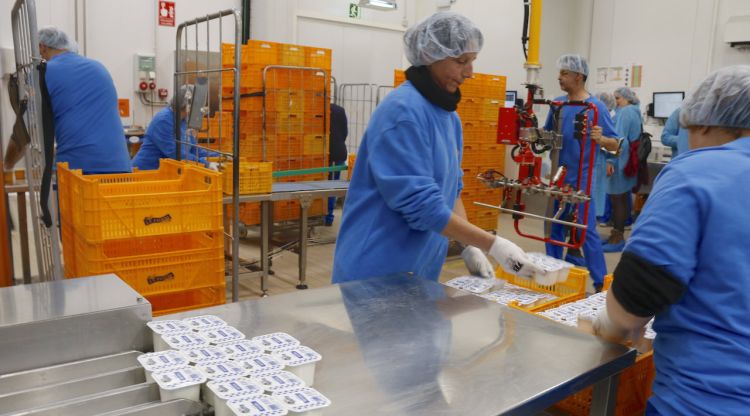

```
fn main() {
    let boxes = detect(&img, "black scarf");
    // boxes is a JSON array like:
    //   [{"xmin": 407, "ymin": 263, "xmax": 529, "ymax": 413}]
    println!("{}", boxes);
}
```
[{"xmin": 405, "ymin": 66, "xmax": 461, "ymax": 111}]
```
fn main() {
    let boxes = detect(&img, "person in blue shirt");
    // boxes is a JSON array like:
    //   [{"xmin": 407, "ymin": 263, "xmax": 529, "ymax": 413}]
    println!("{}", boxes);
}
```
[
  {"xmin": 131, "ymin": 85, "xmax": 217, "ymax": 170},
  {"xmin": 602, "ymin": 87, "xmax": 642, "ymax": 252},
  {"xmin": 591, "ymin": 65, "xmax": 750, "ymax": 415},
  {"xmin": 593, "ymin": 92, "xmax": 616, "ymax": 223},
  {"xmin": 660, "ymin": 107, "xmax": 689, "ymax": 158},
  {"xmin": 332, "ymin": 12, "xmax": 545, "ymax": 284},
  {"xmin": 38, "ymin": 27, "xmax": 130, "ymax": 174},
  {"xmin": 544, "ymin": 54, "xmax": 621, "ymax": 291}
]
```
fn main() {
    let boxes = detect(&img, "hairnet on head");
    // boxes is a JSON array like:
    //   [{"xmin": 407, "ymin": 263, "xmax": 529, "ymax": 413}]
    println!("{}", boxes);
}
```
[
  {"xmin": 680, "ymin": 65, "xmax": 750, "ymax": 130},
  {"xmin": 614, "ymin": 87, "xmax": 639, "ymax": 104},
  {"xmin": 557, "ymin": 54, "xmax": 589, "ymax": 76},
  {"xmin": 170, "ymin": 84, "xmax": 195, "ymax": 110},
  {"xmin": 595, "ymin": 92, "xmax": 615, "ymax": 111},
  {"xmin": 38, "ymin": 27, "xmax": 77, "ymax": 52},
  {"xmin": 403, "ymin": 12, "xmax": 483, "ymax": 66}
]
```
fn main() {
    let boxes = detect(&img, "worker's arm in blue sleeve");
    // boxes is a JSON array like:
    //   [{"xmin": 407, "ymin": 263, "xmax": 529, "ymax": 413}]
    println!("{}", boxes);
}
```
[
  {"xmin": 596, "ymin": 103, "xmax": 622, "ymax": 153},
  {"xmin": 368, "ymin": 120, "xmax": 454, "ymax": 233},
  {"xmin": 661, "ymin": 110, "xmax": 681, "ymax": 149},
  {"xmin": 144, "ymin": 114, "xmax": 179, "ymax": 161}
]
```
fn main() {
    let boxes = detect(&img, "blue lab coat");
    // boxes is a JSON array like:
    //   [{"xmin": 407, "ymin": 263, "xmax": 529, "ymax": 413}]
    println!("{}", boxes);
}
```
[
  {"xmin": 606, "ymin": 104, "xmax": 641, "ymax": 195},
  {"xmin": 661, "ymin": 108, "xmax": 689, "ymax": 158}
]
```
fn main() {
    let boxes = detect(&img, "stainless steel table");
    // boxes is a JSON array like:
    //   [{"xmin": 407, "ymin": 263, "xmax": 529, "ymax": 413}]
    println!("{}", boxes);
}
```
[
  {"xmin": 166, "ymin": 275, "xmax": 636, "ymax": 415},
  {"xmin": 223, "ymin": 180, "xmax": 349, "ymax": 297}
]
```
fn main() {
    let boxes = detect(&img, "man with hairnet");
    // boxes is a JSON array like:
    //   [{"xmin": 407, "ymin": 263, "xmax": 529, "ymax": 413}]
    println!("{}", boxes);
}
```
[
  {"xmin": 545, "ymin": 54, "xmax": 621, "ymax": 291},
  {"xmin": 332, "ymin": 12, "xmax": 546, "ymax": 284},
  {"xmin": 590, "ymin": 65, "xmax": 750, "ymax": 414},
  {"xmin": 132, "ymin": 85, "xmax": 218, "ymax": 170},
  {"xmin": 37, "ymin": 27, "xmax": 130, "ymax": 174}
]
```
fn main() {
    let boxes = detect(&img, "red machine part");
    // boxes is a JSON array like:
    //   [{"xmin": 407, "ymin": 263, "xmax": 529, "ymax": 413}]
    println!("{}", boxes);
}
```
[
  {"xmin": 497, "ymin": 107, "xmax": 519, "ymax": 145},
  {"xmin": 157, "ymin": 88, "xmax": 169, "ymax": 99}
]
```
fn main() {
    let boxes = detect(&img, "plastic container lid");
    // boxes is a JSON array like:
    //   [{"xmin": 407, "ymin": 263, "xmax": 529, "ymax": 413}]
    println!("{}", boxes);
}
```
[
  {"xmin": 137, "ymin": 350, "xmax": 189, "ymax": 372},
  {"xmin": 227, "ymin": 395, "xmax": 287, "ymax": 416},
  {"xmin": 146, "ymin": 320, "xmax": 191, "ymax": 335},
  {"xmin": 183, "ymin": 314, "xmax": 228, "ymax": 330},
  {"xmin": 237, "ymin": 354, "xmax": 284, "ymax": 376},
  {"xmin": 443, "ymin": 275, "xmax": 497, "ymax": 294},
  {"xmin": 271, "ymin": 346, "xmax": 321, "ymax": 367},
  {"xmin": 198, "ymin": 360, "xmax": 248, "ymax": 381},
  {"xmin": 253, "ymin": 370, "xmax": 306, "ymax": 393},
  {"xmin": 217, "ymin": 340, "xmax": 265, "ymax": 360},
  {"xmin": 162, "ymin": 332, "xmax": 209, "ymax": 350},
  {"xmin": 183, "ymin": 345, "xmax": 228, "ymax": 365},
  {"xmin": 272, "ymin": 387, "xmax": 331, "ymax": 413},
  {"xmin": 200, "ymin": 326, "xmax": 246, "ymax": 344},
  {"xmin": 252, "ymin": 333, "xmax": 300, "ymax": 352},
  {"xmin": 152, "ymin": 366, "xmax": 207, "ymax": 390},
  {"xmin": 207, "ymin": 377, "xmax": 264, "ymax": 400},
  {"xmin": 526, "ymin": 252, "xmax": 574, "ymax": 283}
]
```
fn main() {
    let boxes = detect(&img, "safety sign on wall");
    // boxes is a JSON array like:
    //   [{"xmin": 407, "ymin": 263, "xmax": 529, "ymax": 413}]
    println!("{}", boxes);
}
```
[{"xmin": 158, "ymin": 1, "xmax": 175, "ymax": 27}]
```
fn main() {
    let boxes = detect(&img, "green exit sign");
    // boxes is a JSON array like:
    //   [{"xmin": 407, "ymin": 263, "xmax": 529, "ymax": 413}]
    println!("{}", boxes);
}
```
[{"xmin": 349, "ymin": 3, "xmax": 361, "ymax": 18}]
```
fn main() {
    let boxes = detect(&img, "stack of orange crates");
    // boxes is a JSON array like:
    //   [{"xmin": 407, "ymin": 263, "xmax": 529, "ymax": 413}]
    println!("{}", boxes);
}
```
[
  {"xmin": 394, "ymin": 70, "xmax": 506, "ymax": 231},
  {"xmin": 57, "ymin": 160, "xmax": 226, "ymax": 316},
  {"xmin": 204, "ymin": 40, "xmax": 331, "ymax": 226}
]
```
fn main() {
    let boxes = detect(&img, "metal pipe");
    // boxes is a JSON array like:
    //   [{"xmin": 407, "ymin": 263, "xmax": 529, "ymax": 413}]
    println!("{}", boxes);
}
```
[
  {"xmin": 474, "ymin": 202, "xmax": 587, "ymax": 229},
  {"xmin": 525, "ymin": 0, "xmax": 542, "ymax": 66}
]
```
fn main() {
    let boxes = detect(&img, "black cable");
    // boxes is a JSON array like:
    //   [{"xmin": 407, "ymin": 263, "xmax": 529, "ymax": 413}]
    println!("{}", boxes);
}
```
[{"xmin": 522, "ymin": 0, "xmax": 530, "ymax": 59}]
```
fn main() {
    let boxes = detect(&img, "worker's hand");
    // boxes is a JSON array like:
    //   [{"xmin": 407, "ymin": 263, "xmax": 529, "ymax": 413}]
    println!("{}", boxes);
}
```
[
  {"xmin": 606, "ymin": 163, "xmax": 615, "ymax": 176},
  {"xmin": 461, "ymin": 246, "xmax": 496, "ymax": 279},
  {"xmin": 488, "ymin": 236, "xmax": 546, "ymax": 280},
  {"xmin": 590, "ymin": 125, "xmax": 603, "ymax": 144},
  {"xmin": 588, "ymin": 308, "xmax": 644, "ymax": 344},
  {"xmin": 207, "ymin": 161, "xmax": 221, "ymax": 171}
]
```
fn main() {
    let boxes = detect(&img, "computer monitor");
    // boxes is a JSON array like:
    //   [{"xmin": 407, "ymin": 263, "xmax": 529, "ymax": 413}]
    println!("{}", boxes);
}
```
[
  {"xmin": 653, "ymin": 91, "xmax": 684, "ymax": 119},
  {"xmin": 505, "ymin": 90, "xmax": 517, "ymax": 108}
]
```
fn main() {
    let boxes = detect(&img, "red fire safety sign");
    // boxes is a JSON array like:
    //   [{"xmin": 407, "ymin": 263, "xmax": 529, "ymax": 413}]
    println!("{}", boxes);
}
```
[{"xmin": 158, "ymin": 1, "xmax": 175, "ymax": 27}]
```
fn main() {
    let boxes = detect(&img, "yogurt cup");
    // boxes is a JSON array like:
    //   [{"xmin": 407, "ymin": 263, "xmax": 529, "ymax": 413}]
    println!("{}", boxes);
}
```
[
  {"xmin": 137, "ymin": 350, "xmax": 190, "ymax": 382},
  {"xmin": 443, "ymin": 276, "xmax": 497, "ymax": 294},
  {"xmin": 237, "ymin": 354, "xmax": 285, "ymax": 376},
  {"xmin": 183, "ymin": 345, "xmax": 228, "ymax": 365},
  {"xmin": 162, "ymin": 332, "xmax": 209, "ymax": 351},
  {"xmin": 152, "ymin": 366, "xmax": 206, "ymax": 403},
  {"xmin": 198, "ymin": 360, "xmax": 248, "ymax": 381},
  {"xmin": 526, "ymin": 252, "xmax": 575, "ymax": 284},
  {"xmin": 271, "ymin": 346, "xmax": 321, "ymax": 386},
  {"xmin": 183, "ymin": 314, "xmax": 227, "ymax": 331},
  {"xmin": 205, "ymin": 377, "xmax": 265, "ymax": 416},
  {"xmin": 252, "ymin": 333, "xmax": 300, "ymax": 353},
  {"xmin": 200, "ymin": 326, "xmax": 246, "ymax": 344},
  {"xmin": 252, "ymin": 371, "xmax": 306, "ymax": 393},
  {"xmin": 227, "ymin": 395, "xmax": 287, "ymax": 416},
  {"xmin": 272, "ymin": 387, "xmax": 331, "ymax": 416},
  {"xmin": 217, "ymin": 339, "xmax": 265, "ymax": 360},
  {"xmin": 146, "ymin": 320, "xmax": 191, "ymax": 351}
]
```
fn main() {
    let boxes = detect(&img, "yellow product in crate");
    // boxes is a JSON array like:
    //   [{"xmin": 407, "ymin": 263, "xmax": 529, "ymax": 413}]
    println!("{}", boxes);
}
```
[
  {"xmin": 303, "ymin": 134, "xmax": 326, "ymax": 155},
  {"xmin": 57, "ymin": 160, "xmax": 223, "ymax": 241},
  {"xmin": 495, "ymin": 266, "xmax": 588, "ymax": 311},
  {"xmin": 220, "ymin": 160, "xmax": 273, "ymax": 195}
]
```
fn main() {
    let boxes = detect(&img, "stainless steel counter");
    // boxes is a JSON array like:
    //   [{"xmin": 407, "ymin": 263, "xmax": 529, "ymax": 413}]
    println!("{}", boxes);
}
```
[{"xmin": 165, "ymin": 275, "xmax": 636, "ymax": 415}]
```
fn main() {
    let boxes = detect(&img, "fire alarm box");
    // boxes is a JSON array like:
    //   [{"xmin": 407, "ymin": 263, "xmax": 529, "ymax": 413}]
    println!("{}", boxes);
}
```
[{"xmin": 134, "ymin": 53, "xmax": 156, "ymax": 92}]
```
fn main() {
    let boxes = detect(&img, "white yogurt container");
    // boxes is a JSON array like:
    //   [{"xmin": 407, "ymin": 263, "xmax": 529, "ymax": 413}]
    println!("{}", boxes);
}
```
[
  {"xmin": 183, "ymin": 345, "xmax": 228, "ymax": 365},
  {"xmin": 252, "ymin": 333, "xmax": 300, "ymax": 352},
  {"xmin": 200, "ymin": 326, "xmax": 246, "ymax": 345},
  {"xmin": 146, "ymin": 320, "xmax": 191, "ymax": 351},
  {"xmin": 227, "ymin": 395, "xmax": 287, "ymax": 416},
  {"xmin": 443, "ymin": 276, "xmax": 497, "ymax": 294},
  {"xmin": 152, "ymin": 366, "xmax": 206, "ymax": 402},
  {"xmin": 526, "ymin": 252, "xmax": 574, "ymax": 284},
  {"xmin": 183, "ymin": 314, "xmax": 227, "ymax": 331},
  {"xmin": 272, "ymin": 387, "xmax": 331, "ymax": 416},
  {"xmin": 162, "ymin": 332, "xmax": 209, "ymax": 351},
  {"xmin": 205, "ymin": 377, "xmax": 265, "ymax": 416},
  {"xmin": 198, "ymin": 360, "xmax": 248, "ymax": 381},
  {"xmin": 252, "ymin": 371, "xmax": 306, "ymax": 393},
  {"xmin": 137, "ymin": 350, "xmax": 190, "ymax": 382},
  {"xmin": 217, "ymin": 339, "xmax": 265, "ymax": 360},
  {"xmin": 271, "ymin": 346, "xmax": 321, "ymax": 386},
  {"xmin": 237, "ymin": 354, "xmax": 285, "ymax": 376}
]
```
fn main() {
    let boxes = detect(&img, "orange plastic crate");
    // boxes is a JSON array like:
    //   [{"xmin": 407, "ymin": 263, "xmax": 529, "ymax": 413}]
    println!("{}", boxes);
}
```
[
  {"xmin": 148, "ymin": 284, "xmax": 226, "ymax": 317},
  {"xmin": 495, "ymin": 267, "xmax": 589, "ymax": 311},
  {"xmin": 57, "ymin": 160, "xmax": 223, "ymax": 242},
  {"xmin": 266, "ymin": 68, "xmax": 305, "ymax": 90},
  {"xmin": 303, "ymin": 91, "xmax": 325, "ymax": 112},
  {"xmin": 304, "ymin": 46, "xmax": 332, "ymax": 71},
  {"xmin": 483, "ymin": 75, "xmax": 507, "ymax": 99},
  {"xmin": 394, "ymin": 69, "xmax": 406, "ymax": 87},
  {"xmin": 279, "ymin": 44, "xmax": 305, "ymax": 66},
  {"xmin": 461, "ymin": 76, "xmax": 483, "ymax": 97},
  {"xmin": 267, "ymin": 89, "xmax": 305, "ymax": 112},
  {"xmin": 245, "ymin": 40, "xmax": 279, "ymax": 66},
  {"xmin": 220, "ymin": 160, "xmax": 273, "ymax": 195},
  {"xmin": 482, "ymin": 98, "xmax": 502, "ymax": 120},
  {"xmin": 457, "ymin": 97, "xmax": 482, "ymax": 121},
  {"xmin": 303, "ymin": 70, "xmax": 328, "ymax": 91},
  {"xmin": 303, "ymin": 134, "xmax": 326, "ymax": 155},
  {"xmin": 274, "ymin": 112, "xmax": 305, "ymax": 135}
]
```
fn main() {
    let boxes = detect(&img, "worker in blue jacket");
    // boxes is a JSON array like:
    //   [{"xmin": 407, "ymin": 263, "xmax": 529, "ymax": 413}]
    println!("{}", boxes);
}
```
[
  {"xmin": 661, "ymin": 107, "xmax": 689, "ymax": 158},
  {"xmin": 593, "ymin": 92, "xmax": 616, "ymax": 223},
  {"xmin": 132, "ymin": 85, "xmax": 217, "ymax": 170},
  {"xmin": 39, "ymin": 27, "xmax": 130, "ymax": 174},
  {"xmin": 591, "ymin": 65, "xmax": 750, "ymax": 415},
  {"xmin": 602, "ymin": 87, "xmax": 642, "ymax": 252},
  {"xmin": 544, "ymin": 54, "xmax": 621, "ymax": 291},
  {"xmin": 332, "ymin": 12, "xmax": 545, "ymax": 284}
]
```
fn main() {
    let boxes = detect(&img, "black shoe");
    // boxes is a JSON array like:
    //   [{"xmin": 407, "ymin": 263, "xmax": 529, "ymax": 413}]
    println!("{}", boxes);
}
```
[{"xmin": 594, "ymin": 283, "xmax": 603, "ymax": 293}]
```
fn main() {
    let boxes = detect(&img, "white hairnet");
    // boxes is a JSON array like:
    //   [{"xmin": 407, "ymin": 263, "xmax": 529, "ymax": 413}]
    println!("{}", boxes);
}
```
[
  {"xmin": 557, "ymin": 54, "xmax": 589, "ymax": 77},
  {"xmin": 38, "ymin": 27, "xmax": 78, "ymax": 52},
  {"xmin": 595, "ymin": 92, "xmax": 615, "ymax": 112},
  {"xmin": 614, "ymin": 87, "xmax": 639, "ymax": 104},
  {"xmin": 170, "ymin": 84, "xmax": 195, "ymax": 110},
  {"xmin": 680, "ymin": 65, "xmax": 750, "ymax": 130},
  {"xmin": 403, "ymin": 12, "xmax": 483, "ymax": 66}
]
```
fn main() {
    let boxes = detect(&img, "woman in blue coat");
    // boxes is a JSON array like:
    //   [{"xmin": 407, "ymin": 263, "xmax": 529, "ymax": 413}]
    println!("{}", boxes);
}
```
[
  {"xmin": 603, "ymin": 87, "xmax": 641, "ymax": 252},
  {"xmin": 332, "ymin": 12, "xmax": 544, "ymax": 284}
]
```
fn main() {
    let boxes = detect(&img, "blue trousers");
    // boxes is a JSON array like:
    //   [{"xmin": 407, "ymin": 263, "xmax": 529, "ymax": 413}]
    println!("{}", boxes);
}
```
[
  {"xmin": 545, "ymin": 199, "xmax": 606, "ymax": 286},
  {"xmin": 327, "ymin": 161, "xmax": 345, "ymax": 224}
]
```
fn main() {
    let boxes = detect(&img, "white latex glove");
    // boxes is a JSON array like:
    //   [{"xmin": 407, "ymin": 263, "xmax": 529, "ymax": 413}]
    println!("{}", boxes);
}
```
[
  {"xmin": 461, "ymin": 246, "xmax": 496, "ymax": 279},
  {"xmin": 488, "ymin": 236, "xmax": 546, "ymax": 280},
  {"xmin": 207, "ymin": 161, "xmax": 220, "ymax": 171},
  {"xmin": 591, "ymin": 307, "xmax": 643, "ymax": 343}
]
